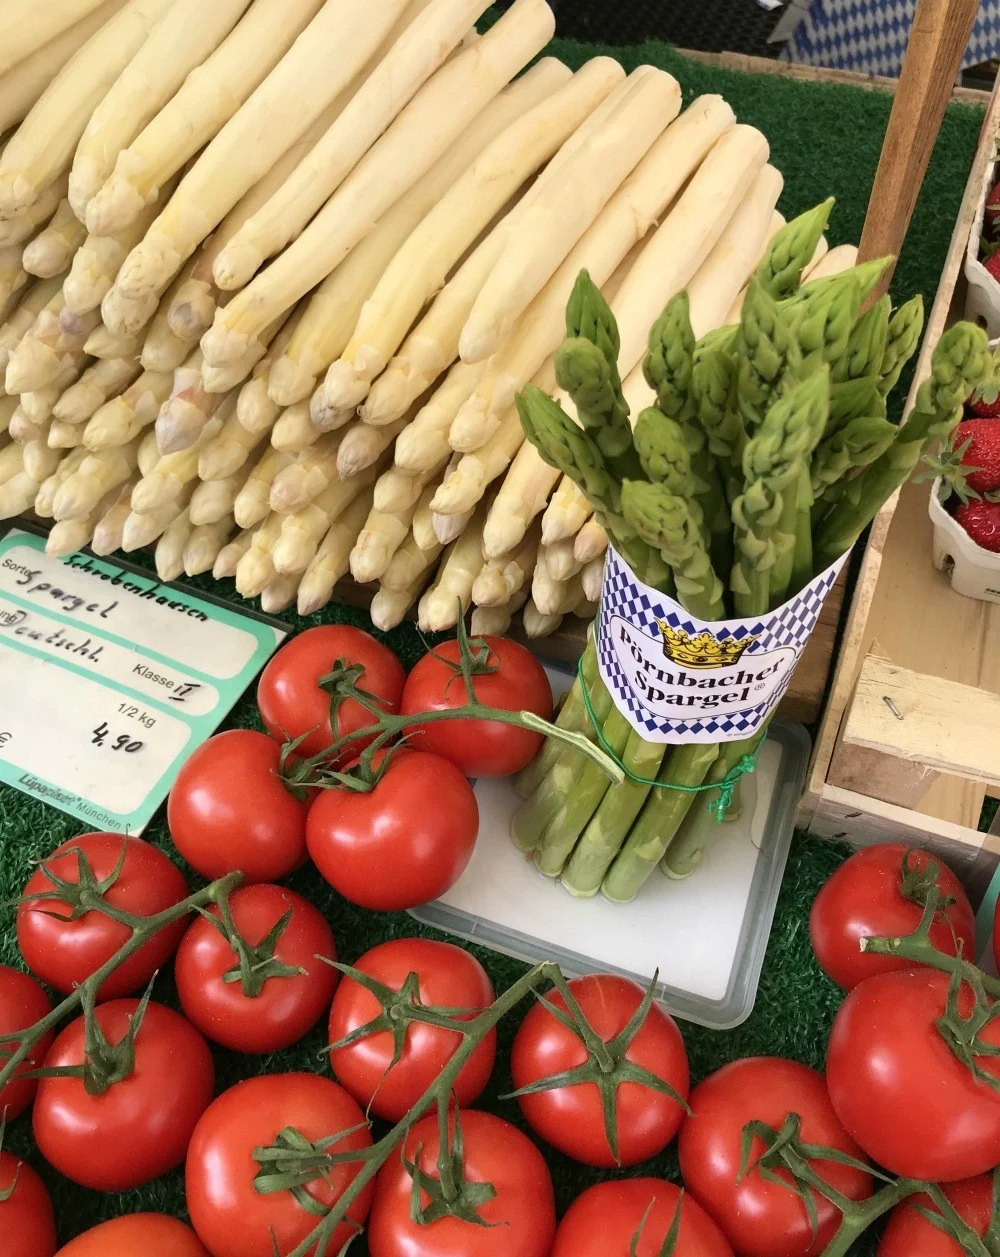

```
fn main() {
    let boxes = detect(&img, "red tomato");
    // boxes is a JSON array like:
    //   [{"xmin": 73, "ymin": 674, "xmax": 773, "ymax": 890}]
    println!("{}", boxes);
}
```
[
  {"xmin": 878, "ymin": 1175, "xmax": 993, "ymax": 1257},
  {"xmin": 55, "ymin": 1214, "xmax": 209, "ymax": 1257},
  {"xmin": 827, "ymin": 969, "xmax": 1000, "ymax": 1181},
  {"xmin": 368, "ymin": 1109, "xmax": 555, "ymax": 1257},
  {"xmin": 185, "ymin": 1072, "xmax": 374, "ymax": 1257},
  {"xmin": 17, "ymin": 833, "xmax": 188, "ymax": 1000},
  {"xmin": 258, "ymin": 624, "xmax": 405, "ymax": 761},
  {"xmin": 307, "ymin": 748, "xmax": 478, "ymax": 910},
  {"xmin": 33, "ymin": 998, "xmax": 214, "ymax": 1191},
  {"xmin": 400, "ymin": 635, "xmax": 552, "ymax": 777},
  {"xmin": 0, "ymin": 964, "xmax": 52, "ymax": 1118},
  {"xmin": 510, "ymin": 974, "xmax": 689, "ymax": 1167},
  {"xmin": 810, "ymin": 843, "xmax": 975, "ymax": 990},
  {"xmin": 1, "ymin": 1150, "xmax": 56, "ymax": 1257},
  {"xmin": 328, "ymin": 938, "xmax": 496, "ymax": 1121},
  {"xmin": 551, "ymin": 1179, "xmax": 734, "ymax": 1257},
  {"xmin": 168, "ymin": 730, "xmax": 309, "ymax": 882},
  {"xmin": 176, "ymin": 883, "xmax": 338, "ymax": 1053},
  {"xmin": 678, "ymin": 1057, "xmax": 873, "ymax": 1257}
]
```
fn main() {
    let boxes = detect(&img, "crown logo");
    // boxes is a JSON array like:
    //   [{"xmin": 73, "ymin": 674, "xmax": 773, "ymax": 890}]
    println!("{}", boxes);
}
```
[{"xmin": 657, "ymin": 622, "xmax": 757, "ymax": 669}]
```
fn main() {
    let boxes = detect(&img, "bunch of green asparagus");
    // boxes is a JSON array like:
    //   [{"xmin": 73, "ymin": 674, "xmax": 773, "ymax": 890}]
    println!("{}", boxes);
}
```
[{"xmin": 512, "ymin": 200, "xmax": 990, "ymax": 903}]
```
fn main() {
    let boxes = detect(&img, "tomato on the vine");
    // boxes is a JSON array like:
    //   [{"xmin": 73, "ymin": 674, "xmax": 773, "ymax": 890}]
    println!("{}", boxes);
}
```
[
  {"xmin": 1, "ymin": 1150, "xmax": 56, "ymax": 1257},
  {"xmin": 878, "ymin": 1175, "xmax": 993, "ymax": 1257},
  {"xmin": 551, "ymin": 1179, "xmax": 734, "ymax": 1257},
  {"xmin": 16, "ymin": 833, "xmax": 188, "ymax": 1000},
  {"xmin": 400, "ymin": 635, "xmax": 552, "ymax": 777},
  {"xmin": 168, "ymin": 730, "xmax": 309, "ymax": 882},
  {"xmin": 185, "ymin": 1072, "xmax": 374, "ymax": 1257},
  {"xmin": 176, "ymin": 883, "xmax": 339, "ymax": 1053},
  {"xmin": 258, "ymin": 624, "xmax": 405, "ymax": 761},
  {"xmin": 827, "ymin": 969, "xmax": 1000, "ymax": 1181},
  {"xmin": 809, "ymin": 844, "xmax": 975, "ymax": 990},
  {"xmin": 328, "ymin": 938, "xmax": 496, "ymax": 1120},
  {"xmin": 55, "ymin": 1215, "xmax": 210, "ymax": 1257},
  {"xmin": 367, "ymin": 1109, "xmax": 555, "ymax": 1257},
  {"xmin": 0, "ymin": 964, "xmax": 52, "ymax": 1118},
  {"xmin": 678, "ymin": 1056, "xmax": 872, "ymax": 1257},
  {"xmin": 510, "ymin": 973, "xmax": 689, "ymax": 1167},
  {"xmin": 33, "ymin": 998, "xmax": 214, "ymax": 1191},
  {"xmin": 307, "ymin": 748, "xmax": 478, "ymax": 910}
]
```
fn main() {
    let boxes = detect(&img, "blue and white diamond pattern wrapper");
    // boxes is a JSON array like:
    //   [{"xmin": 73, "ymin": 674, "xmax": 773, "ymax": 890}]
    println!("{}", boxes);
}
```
[{"xmin": 596, "ymin": 547, "xmax": 848, "ymax": 745}]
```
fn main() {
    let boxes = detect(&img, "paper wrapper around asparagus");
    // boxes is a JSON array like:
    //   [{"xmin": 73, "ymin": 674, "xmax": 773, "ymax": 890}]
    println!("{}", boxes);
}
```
[{"xmin": 596, "ymin": 544, "xmax": 848, "ymax": 745}]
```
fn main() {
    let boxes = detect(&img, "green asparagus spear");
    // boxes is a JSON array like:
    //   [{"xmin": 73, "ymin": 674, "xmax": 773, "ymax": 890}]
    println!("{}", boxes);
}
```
[
  {"xmin": 566, "ymin": 266, "xmax": 620, "ymax": 353},
  {"xmin": 735, "ymin": 279, "xmax": 803, "ymax": 433},
  {"xmin": 786, "ymin": 268, "xmax": 861, "ymax": 377},
  {"xmin": 827, "ymin": 377, "xmax": 883, "ymax": 432},
  {"xmin": 878, "ymin": 295, "xmax": 925, "ymax": 396},
  {"xmin": 755, "ymin": 199, "xmax": 834, "ymax": 300},
  {"xmin": 691, "ymin": 345, "xmax": 745, "ymax": 505},
  {"xmin": 621, "ymin": 480, "xmax": 726, "ymax": 620},
  {"xmin": 514, "ymin": 634, "xmax": 599, "ymax": 798},
  {"xmin": 632, "ymin": 407, "xmax": 693, "ymax": 492},
  {"xmin": 811, "ymin": 412, "xmax": 898, "ymax": 498},
  {"xmin": 832, "ymin": 295, "xmax": 891, "ymax": 384},
  {"xmin": 644, "ymin": 292, "xmax": 695, "ymax": 419},
  {"xmin": 555, "ymin": 335, "xmax": 642, "ymax": 480},
  {"xmin": 731, "ymin": 369, "xmax": 831, "ymax": 617}
]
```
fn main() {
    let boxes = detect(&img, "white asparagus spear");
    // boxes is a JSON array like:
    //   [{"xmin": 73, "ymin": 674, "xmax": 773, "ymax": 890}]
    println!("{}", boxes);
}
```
[
  {"xmin": 235, "ymin": 511, "xmax": 285, "ymax": 599},
  {"xmin": 212, "ymin": 526, "xmax": 254, "ymax": 579},
  {"xmin": 0, "ymin": 276, "xmax": 65, "ymax": 376},
  {"xmin": 370, "ymin": 573, "xmax": 432, "ymax": 632},
  {"xmin": 0, "ymin": 1, "xmax": 127, "ymax": 134},
  {"xmin": 18, "ymin": 355, "xmax": 88, "ymax": 421},
  {"xmin": 48, "ymin": 418, "xmax": 88, "ymax": 448},
  {"xmin": 448, "ymin": 97, "xmax": 743, "ymax": 453},
  {"xmin": 121, "ymin": 481, "xmax": 195, "ymax": 550},
  {"xmin": 0, "ymin": 470, "xmax": 42, "ymax": 518},
  {"xmin": 84, "ymin": 325, "xmax": 139, "ymax": 360},
  {"xmin": 724, "ymin": 210, "xmax": 786, "ymax": 325},
  {"xmin": 22, "ymin": 200, "xmax": 87, "ymax": 278},
  {"xmin": 182, "ymin": 515, "xmax": 234, "ymax": 576},
  {"xmin": 271, "ymin": 402, "xmax": 322, "ymax": 455},
  {"xmin": 581, "ymin": 554, "xmax": 606, "ymax": 604},
  {"xmin": 804, "ymin": 243, "xmax": 859, "ymax": 282},
  {"xmin": 361, "ymin": 68, "xmax": 650, "ymax": 427},
  {"xmin": 296, "ymin": 490, "xmax": 374, "ymax": 615},
  {"xmin": 273, "ymin": 470, "xmax": 379, "ymax": 576},
  {"xmin": 113, "ymin": 0, "xmax": 413, "ymax": 306},
  {"xmin": 574, "ymin": 516, "xmax": 608, "ymax": 565},
  {"xmin": 53, "ymin": 438, "xmax": 140, "ymax": 520},
  {"xmin": 260, "ymin": 573, "xmax": 301, "ymax": 614},
  {"xmin": 0, "ymin": 396, "xmax": 18, "ymax": 435},
  {"xmin": 200, "ymin": 0, "xmax": 556, "ymax": 370},
  {"xmin": 0, "ymin": 0, "xmax": 115, "ymax": 76},
  {"xmin": 154, "ymin": 351, "xmax": 231, "ymax": 454},
  {"xmin": 232, "ymin": 307, "xmax": 306, "ymax": 435},
  {"xmin": 6, "ymin": 301, "xmax": 99, "ymax": 394},
  {"xmin": 540, "ymin": 474, "xmax": 592, "ymax": 547},
  {"xmin": 373, "ymin": 459, "xmax": 448, "ymax": 515},
  {"xmin": 214, "ymin": 0, "xmax": 492, "ymax": 290},
  {"xmin": 198, "ymin": 416, "xmax": 266, "ymax": 482},
  {"xmin": 0, "ymin": 246, "xmax": 27, "ymax": 309},
  {"xmin": 200, "ymin": 309, "xmax": 292, "ymax": 394},
  {"xmin": 53, "ymin": 357, "xmax": 139, "ymax": 424},
  {"xmin": 316, "ymin": 59, "xmax": 623, "ymax": 414},
  {"xmin": 382, "ymin": 516, "xmax": 442, "ymax": 591},
  {"xmin": 86, "ymin": 0, "xmax": 326, "ymax": 235},
  {"xmin": 189, "ymin": 464, "xmax": 251, "ymax": 526},
  {"xmin": 90, "ymin": 474, "xmax": 136, "ymax": 553},
  {"xmin": 350, "ymin": 489, "xmax": 429, "ymax": 584},
  {"xmin": 234, "ymin": 446, "xmax": 294, "ymax": 528},
  {"xmin": 532, "ymin": 551, "xmax": 584, "ymax": 617},
  {"xmin": 141, "ymin": 285, "xmax": 197, "ymax": 372},
  {"xmin": 470, "ymin": 588, "xmax": 527, "ymax": 636},
  {"xmin": 0, "ymin": 175, "xmax": 70, "ymax": 248},
  {"xmin": 83, "ymin": 368, "xmax": 172, "ymax": 449},
  {"xmin": 23, "ymin": 431, "xmax": 63, "ymax": 481},
  {"xmin": 8, "ymin": 405, "xmax": 47, "ymax": 444},
  {"xmin": 460, "ymin": 69, "xmax": 683, "ymax": 363},
  {"xmin": 0, "ymin": 0, "xmax": 174, "ymax": 215},
  {"xmin": 136, "ymin": 428, "xmax": 159, "ymax": 476},
  {"xmin": 47, "ymin": 507, "xmax": 111, "ymax": 556},
  {"xmin": 0, "ymin": 439, "xmax": 24, "ymax": 483},
  {"xmin": 63, "ymin": 186, "xmax": 172, "ymax": 315},
  {"xmin": 133, "ymin": 411, "xmax": 227, "ymax": 511},
  {"xmin": 522, "ymin": 597, "xmax": 563, "ymax": 638},
  {"xmin": 268, "ymin": 432, "xmax": 345, "ymax": 514},
  {"xmin": 471, "ymin": 522, "xmax": 538, "ymax": 606},
  {"xmin": 433, "ymin": 507, "xmax": 472, "ymax": 546},
  {"xmin": 35, "ymin": 446, "xmax": 89, "ymax": 516},
  {"xmin": 412, "ymin": 488, "xmax": 443, "ymax": 552},
  {"xmin": 417, "ymin": 498, "xmax": 488, "ymax": 631},
  {"xmin": 686, "ymin": 165, "xmax": 783, "ymax": 339},
  {"xmin": 393, "ymin": 359, "xmax": 487, "ymax": 476},
  {"xmin": 266, "ymin": 58, "xmax": 569, "ymax": 408},
  {"xmin": 540, "ymin": 537, "xmax": 582, "ymax": 583},
  {"xmin": 337, "ymin": 415, "xmax": 409, "ymax": 480},
  {"xmin": 154, "ymin": 508, "xmax": 195, "ymax": 580}
]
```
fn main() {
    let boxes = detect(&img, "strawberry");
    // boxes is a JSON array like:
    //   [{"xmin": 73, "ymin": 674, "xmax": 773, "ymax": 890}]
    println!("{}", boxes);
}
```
[
  {"xmin": 983, "ymin": 250, "xmax": 1000, "ymax": 287},
  {"xmin": 956, "ymin": 499, "xmax": 1000, "ymax": 552},
  {"xmin": 952, "ymin": 419, "xmax": 1000, "ymax": 494},
  {"xmin": 966, "ymin": 345, "xmax": 1000, "ymax": 418}
]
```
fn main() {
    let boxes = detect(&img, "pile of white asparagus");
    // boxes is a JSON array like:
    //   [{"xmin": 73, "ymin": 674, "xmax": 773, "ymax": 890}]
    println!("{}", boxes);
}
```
[{"xmin": 0, "ymin": 0, "xmax": 858, "ymax": 636}]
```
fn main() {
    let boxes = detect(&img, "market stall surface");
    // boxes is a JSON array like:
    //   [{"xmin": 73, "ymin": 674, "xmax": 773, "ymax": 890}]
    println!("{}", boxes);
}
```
[{"xmin": 0, "ymin": 40, "xmax": 986, "ymax": 1257}]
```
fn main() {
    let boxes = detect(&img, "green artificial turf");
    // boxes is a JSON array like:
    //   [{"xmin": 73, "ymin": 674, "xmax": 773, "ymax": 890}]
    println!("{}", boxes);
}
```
[{"xmin": 0, "ymin": 38, "xmax": 987, "ymax": 1257}]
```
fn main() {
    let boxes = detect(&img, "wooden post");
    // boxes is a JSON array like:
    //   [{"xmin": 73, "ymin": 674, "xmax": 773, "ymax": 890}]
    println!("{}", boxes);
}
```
[{"xmin": 858, "ymin": 0, "xmax": 981, "ymax": 295}]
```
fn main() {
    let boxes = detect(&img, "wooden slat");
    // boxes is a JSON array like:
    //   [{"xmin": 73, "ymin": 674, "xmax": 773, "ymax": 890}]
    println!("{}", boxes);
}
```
[{"xmin": 841, "ymin": 655, "xmax": 1000, "ymax": 789}]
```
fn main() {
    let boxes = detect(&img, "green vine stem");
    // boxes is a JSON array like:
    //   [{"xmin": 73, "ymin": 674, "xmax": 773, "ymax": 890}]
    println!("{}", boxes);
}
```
[
  {"xmin": 282, "ymin": 961, "xmax": 564, "ymax": 1257},
  {"xmin": 0, "ymin": 870, "xmax": 243, "ymax": 1093}
]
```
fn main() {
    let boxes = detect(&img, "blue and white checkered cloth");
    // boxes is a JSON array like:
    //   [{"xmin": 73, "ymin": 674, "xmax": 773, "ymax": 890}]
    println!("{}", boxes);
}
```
[{"xmin": 782, "ymin": 0, "xmax": 1000, "ymax": 78}]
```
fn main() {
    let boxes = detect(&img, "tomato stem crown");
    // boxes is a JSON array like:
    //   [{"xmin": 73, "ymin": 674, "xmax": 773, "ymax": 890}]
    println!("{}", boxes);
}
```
[
  {"xmin": 19, "ymin": 839, "xmax": 143, "ymax": 931},
  {"xmin": 197, "ymin": 894, "xmax": 307, "ymax": 1000},
  {"xmin": 403, "ymin": 1105, "xmax": 499, "ymax": 1228}
]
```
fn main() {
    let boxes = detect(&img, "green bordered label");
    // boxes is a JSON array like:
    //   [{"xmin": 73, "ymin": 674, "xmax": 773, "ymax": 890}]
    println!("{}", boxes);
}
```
[{"xmin": 0, "ymin": 527, "xmax": 288, "ymax": 834}]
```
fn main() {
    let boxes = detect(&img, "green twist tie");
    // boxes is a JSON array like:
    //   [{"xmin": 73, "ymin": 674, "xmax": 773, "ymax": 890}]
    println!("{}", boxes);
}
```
[{"xmin": 576, "ymin": 657, "xmax": 763, "ymax": 821}]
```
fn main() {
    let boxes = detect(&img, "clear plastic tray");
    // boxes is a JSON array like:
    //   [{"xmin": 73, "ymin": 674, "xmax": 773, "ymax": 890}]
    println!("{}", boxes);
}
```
[{"xmin": 411, "ymin": 667, "xmax": 811, "ymax": 1030}]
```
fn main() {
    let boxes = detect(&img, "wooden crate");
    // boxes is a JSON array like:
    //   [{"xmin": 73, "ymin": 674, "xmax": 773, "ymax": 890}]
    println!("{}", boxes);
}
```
[{"xmin": 800, "ymin": 80, "xmax": 1000, "ymax": 876}]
